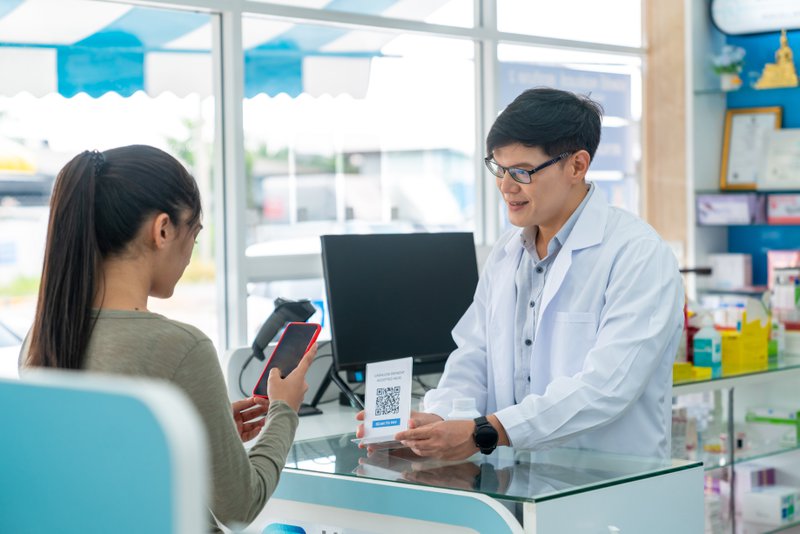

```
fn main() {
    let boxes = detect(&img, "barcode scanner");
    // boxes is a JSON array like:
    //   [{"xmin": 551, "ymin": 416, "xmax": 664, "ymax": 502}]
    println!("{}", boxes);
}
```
[
  {"xmin": 252, "ymin": 298, "xmax": 317, "ymax": 361},
  {"xmin": 238, "ymin": 297, "xmax": 317, "ymax": 397}
]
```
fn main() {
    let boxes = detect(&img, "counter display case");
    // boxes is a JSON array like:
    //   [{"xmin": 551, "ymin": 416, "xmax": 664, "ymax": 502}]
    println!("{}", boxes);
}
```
[
  {"xmin": 673, "ymin": 357, "xmax": 800, "ymax": 532},
  {"xmin": 246, "ymin": 433, "xmax": 702, "ymax": 533}
]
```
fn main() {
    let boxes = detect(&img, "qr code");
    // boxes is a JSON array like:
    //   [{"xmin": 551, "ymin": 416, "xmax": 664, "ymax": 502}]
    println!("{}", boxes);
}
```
[{"xmin": 375, "ymin": 386, "xmax": 401, "ymax": 416}]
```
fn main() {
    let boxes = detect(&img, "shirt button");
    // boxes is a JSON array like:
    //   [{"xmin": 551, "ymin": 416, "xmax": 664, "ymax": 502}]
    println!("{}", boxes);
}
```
[
  {"xmin": 529, "ymin": 301, "xmax": 535, "ymax": 308},
  {"xmin": 524, "ymin": 339, "xmax": 532, "ymax": 346},
  {"xmin": 535, "ymin": 266, "xmax": 544, "ymax": 274},
  {"xmin": 527, "ymin": 376, "xmax": 531, "ymax": 382}
]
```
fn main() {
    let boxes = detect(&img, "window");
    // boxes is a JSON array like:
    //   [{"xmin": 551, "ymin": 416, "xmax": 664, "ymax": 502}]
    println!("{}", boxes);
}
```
[
  {"xmin": 0, "ymin": 1, "xmax": 220, "ymax": 347},
  {"xmin": 251, "ymin": 0, "xmax": 474, "ymax": 28},
  {"xmin": 496, "ymin": 0, "xmax": 642, "ymax": 47},
  {"xmin": 496, "ymin": 44, "xmax": 642, "ymax": 216},
  {"xmin": 2, "ymin": 0, "xmax": 646, "ymax": 352}
]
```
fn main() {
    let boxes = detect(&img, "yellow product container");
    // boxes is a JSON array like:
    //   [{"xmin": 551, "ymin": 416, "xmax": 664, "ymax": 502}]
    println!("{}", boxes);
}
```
[
  {"xmin": 673, "ymin": 362, "xmax": 693, "ymax": 383},
  {"xmin": 741, "ymin": 313, "xmax": 769, "ymax": 371},
  {"xmin": 721, "ymin": 315, "xmax": 769, "ymax": 375},
  {"xmin": 721, "ymin": 331, "xmax": 745, "ymax": 375},
  {"xmin": 691, "ymin": 366, "xmax": 713, "ymax": 380}
]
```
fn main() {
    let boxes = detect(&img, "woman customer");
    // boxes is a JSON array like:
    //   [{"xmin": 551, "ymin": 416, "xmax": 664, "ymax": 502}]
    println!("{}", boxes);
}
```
[{"xmin": 22, "ymin": 145, "xmax": 312, "ymax": 532}]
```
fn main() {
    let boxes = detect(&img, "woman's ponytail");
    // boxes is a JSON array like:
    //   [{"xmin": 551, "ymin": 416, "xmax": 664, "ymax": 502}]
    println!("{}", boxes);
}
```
[{"xmin": 28, "ymin": 151, "xmax": 104, "ymax": 369}]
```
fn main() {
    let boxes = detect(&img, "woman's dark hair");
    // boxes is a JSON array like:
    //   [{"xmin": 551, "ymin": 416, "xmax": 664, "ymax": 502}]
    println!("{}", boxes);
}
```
[
  {"xmin": 486, "ymin": 87, "xmax": 603, "ymax": 160},
  {"xmin": 27, "ymin": 145, "xmax": 201, "ymax": 369}
]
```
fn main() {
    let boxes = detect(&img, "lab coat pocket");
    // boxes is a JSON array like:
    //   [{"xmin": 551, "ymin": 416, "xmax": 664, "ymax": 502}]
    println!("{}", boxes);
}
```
[{"xmin": 551, "ymin": 312, "xmax": 598, "ymax": 376}]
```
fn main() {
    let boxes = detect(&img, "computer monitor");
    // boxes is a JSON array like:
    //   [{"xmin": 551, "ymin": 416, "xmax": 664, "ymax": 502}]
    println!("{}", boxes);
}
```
[{"xmin": 321, "ymin": 232, "xmax": 479, "ymax": 379}]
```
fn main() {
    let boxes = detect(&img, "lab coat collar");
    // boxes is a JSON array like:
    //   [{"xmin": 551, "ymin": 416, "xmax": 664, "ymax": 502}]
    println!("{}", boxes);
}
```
[
  {"xmin": 537, "ymin": 185, "xmax": 608, "ymax": 325},
  {"xmin": 501, "ymin": 182, "xmax": 608, "ymax": 257},
  {"xmin": 564, "ymin": 182, "xmax": 608, "ymax": 252}
]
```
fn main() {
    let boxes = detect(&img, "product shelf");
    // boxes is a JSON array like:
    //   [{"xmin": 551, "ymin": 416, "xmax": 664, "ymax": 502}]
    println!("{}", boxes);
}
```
[
  {"xmin": 700, "ymin": 443, "xmax": 800, "ymax": 472},
  {"xmin": 673, "ymin": 357, "xmax": 800, "ymax": 395},
  {"xmin": 741, "ymin": 518, "xmax": 800, "ymax": 533}
]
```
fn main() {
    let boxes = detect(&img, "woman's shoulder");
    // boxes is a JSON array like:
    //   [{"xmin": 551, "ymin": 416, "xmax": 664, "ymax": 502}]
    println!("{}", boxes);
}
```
[{"xmin": 94, "ymin": 309, "xmax": 213, "ymax": 353}]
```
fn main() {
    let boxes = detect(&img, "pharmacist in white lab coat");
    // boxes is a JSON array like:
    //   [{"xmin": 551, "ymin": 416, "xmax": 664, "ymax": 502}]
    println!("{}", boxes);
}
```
[{"xmin": 380, "ymin": 88, "xmax": 684, "ymax": 460}]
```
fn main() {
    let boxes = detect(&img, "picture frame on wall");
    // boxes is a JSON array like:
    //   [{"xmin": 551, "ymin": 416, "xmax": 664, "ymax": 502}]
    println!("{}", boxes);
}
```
[
  {"xmin": 759, "ymin": 129, "xmax": 800, "ymax": 190},
  {"xmin": 720, "ymin": 106, "xmax": 782, "ymax": 190}
]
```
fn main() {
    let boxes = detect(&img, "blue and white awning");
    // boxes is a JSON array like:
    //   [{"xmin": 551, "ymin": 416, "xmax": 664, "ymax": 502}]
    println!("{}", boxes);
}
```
[{"xmin": 0, "ymin": 0, "xmax": 449, "ymax": 98}]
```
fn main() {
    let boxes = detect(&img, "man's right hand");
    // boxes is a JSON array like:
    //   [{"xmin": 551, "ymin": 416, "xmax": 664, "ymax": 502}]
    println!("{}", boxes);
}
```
[
  {"xmin": 266, "ymin": 344, "xmax": 316, "ymax": 412},
  {"xmin": 356, "ymin": 410, "xmax": 443, "ymax": 442}
]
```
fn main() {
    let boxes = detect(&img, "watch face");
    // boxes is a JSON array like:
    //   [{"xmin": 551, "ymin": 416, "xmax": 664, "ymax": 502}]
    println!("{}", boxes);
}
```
[{"xmin": 475, "ymin": 424, "xmax": 498, "ymax": 448}]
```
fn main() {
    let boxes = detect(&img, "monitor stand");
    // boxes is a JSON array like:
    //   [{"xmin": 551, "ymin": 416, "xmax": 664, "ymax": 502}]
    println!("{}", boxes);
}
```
[{"xmin": 298, "ymin": 363, "xmax": 364, "ymax": 416}]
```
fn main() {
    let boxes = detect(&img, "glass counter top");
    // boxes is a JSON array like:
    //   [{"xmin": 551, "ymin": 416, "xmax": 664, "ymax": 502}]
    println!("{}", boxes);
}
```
[{"xmin": 285, "ymin": 433, "xmax": 701, "ymax": 504}]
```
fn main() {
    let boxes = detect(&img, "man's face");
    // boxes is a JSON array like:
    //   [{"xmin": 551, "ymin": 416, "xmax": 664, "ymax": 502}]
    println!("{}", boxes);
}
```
[{"xmin": 492, "ymin": 143, "xmax": 574, "ymax": 230}]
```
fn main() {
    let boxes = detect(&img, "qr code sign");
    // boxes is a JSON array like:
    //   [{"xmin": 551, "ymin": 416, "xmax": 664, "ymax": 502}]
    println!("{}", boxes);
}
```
[{"xmin": 375, "ymin": 386, "xmax": 401, "ymax": 416}]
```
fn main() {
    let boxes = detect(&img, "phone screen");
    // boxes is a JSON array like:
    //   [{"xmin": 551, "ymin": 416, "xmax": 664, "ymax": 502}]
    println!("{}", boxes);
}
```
[{"xmin": 253, "ymin": 322, "xmax": 320, "ymax": 397}]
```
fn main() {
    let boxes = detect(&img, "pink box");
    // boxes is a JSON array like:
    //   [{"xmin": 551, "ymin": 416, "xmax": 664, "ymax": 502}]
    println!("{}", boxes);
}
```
[
  {"xmin": 768, "ymin": 250, "xmax": 800, "ymax": 289},
  {"xmin": 768, "ymin": 194, "xmax": 800, "ymax": 225}
]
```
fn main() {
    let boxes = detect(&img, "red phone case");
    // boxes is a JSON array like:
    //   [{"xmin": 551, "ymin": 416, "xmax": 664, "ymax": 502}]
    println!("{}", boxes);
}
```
[{"xmin": 252, "ymin": 322, "xmax": 321, "ymax": 398}]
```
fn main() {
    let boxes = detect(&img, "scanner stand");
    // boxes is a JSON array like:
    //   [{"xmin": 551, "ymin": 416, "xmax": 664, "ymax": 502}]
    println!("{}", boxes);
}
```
[{"xmin": 298, "ymin": 363, "xmax": 365, "ymax": 417}]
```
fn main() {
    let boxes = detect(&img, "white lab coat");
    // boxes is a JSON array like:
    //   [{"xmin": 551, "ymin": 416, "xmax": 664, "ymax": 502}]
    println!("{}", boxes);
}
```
[{"xmin": 424, "ymin": 188, "xmax": 684, "ymax": 458}]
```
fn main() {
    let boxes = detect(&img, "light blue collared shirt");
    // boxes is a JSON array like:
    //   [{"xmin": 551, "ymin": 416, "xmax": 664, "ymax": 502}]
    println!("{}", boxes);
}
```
[{"xmin": 512, "ymin": 183, "xmax": 594, "ymax": 403}]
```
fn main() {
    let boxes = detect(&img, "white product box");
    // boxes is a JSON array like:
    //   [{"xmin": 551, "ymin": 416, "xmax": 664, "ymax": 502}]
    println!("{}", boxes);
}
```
[
  {"xmin": 708, "ymin": 253, "xmax": 753, "ymax": 289},
  {"xmin": 742, "ymin": 486, "xmax": 800, "ymax": 525}
]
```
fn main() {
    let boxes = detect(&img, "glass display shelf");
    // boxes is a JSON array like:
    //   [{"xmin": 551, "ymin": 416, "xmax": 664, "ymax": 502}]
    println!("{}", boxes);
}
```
[
  {"xmin": 698, "ymin": 442, "xmax": 800, "ymax": 472},
  {"xmin": 695, "ymin": 189, "xmax": 800, "ymax": 195},
  {"xmin": 742, "ymin": 519, "xmax": 800, "ymax": 533},
  {"xmin": 693, "ymin": 86, "xmax": 799, "ymax": 97},
  {"xmin": 285, "ymin": 433, "xmax": 700, "ymax": 505},
  {"xmin": 673, "ymin": 356, "xmax": 800, "ymax": 394}
]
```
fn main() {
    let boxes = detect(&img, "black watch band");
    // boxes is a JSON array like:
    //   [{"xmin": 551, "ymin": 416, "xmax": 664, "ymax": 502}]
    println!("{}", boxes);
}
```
[{"xmin": 473, "ymin": 416, "xmax": 499, "ymax": 455}]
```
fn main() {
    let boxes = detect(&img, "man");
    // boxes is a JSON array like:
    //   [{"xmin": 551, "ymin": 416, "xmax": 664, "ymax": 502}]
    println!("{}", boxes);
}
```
[{"xmin": 359, "ymin": 87, "xmax": 683, "ymax": 460}]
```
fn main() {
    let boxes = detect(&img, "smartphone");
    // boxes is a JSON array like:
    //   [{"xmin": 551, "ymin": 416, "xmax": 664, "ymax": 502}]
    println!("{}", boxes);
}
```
[{"xmin": 252, "ymin": 322, "xmax": 321, "ymax": 398}]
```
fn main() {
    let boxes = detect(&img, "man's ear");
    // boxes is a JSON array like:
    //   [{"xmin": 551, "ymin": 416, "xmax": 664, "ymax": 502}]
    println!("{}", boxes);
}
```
[
  {"xmin": 569, "ymin": 150, "xmax": 591, "ymax": 182},
  {"xmin": 150, "ymin": 213, "xmax": 172, "ymax": 249}
]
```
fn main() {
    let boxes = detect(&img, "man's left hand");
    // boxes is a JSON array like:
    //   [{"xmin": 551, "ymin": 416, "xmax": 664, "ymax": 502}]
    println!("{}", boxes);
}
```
[{"xmin": 395, "ymin": 419, "xmax": 478, "ymax": 460}]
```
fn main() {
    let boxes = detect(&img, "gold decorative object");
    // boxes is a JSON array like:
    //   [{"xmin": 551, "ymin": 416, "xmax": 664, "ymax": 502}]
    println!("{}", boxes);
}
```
[{"xmin": 755, "ymin": 29, "xmax": 799, "ymax": 89}]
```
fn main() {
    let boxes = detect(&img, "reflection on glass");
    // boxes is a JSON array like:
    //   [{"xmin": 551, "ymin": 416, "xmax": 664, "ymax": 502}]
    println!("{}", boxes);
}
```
[{"xmin": 286, "ymin": 433, "xmax": 699, "ymax": 502}]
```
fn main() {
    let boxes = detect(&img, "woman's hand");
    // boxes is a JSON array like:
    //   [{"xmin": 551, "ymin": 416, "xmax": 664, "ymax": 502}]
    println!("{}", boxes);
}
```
[
  {"xmin": 266, "ymin": 344, "xmax": 316, "ymax": 412},
  {"xmin": 232, "ymin": 396, "xmax": 269, "ymax": 442}
]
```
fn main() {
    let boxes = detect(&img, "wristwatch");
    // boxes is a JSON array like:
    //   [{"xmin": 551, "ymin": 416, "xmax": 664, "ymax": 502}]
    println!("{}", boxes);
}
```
[{"xmin": 473, "ymin": 416, "xmax": 499, "ymax": 455}]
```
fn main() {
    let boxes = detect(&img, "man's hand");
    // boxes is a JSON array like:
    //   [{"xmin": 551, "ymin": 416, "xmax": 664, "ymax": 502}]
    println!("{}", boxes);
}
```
[
  {"xmin": 395, "ymin": 419, "xmax": 479, "ymax": 460},
  {"xmin": 355, "ymin": 410, "xmax": 444, "ymax": 450},
  {"xmin": 232, "ymin": 396, "xmax": 269, "ymax": 442}
]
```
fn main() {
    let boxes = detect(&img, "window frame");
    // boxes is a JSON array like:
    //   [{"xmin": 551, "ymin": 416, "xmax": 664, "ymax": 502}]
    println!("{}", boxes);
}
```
[{"xmin": 102, "ymin": 0, "xmax": 646, "ymax": 350}]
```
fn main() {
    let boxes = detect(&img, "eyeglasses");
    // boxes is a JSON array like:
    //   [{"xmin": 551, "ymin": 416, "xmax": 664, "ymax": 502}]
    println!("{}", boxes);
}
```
[{"xmin": 484, "ymin": 152, "xmax": 572, "ymax": 184}]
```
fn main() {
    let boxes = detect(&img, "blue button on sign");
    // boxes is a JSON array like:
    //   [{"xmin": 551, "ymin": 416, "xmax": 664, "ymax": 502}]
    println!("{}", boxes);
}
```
[{"xmin": 373, "ymin": 418, "xmax": 400, "ymax": 428}]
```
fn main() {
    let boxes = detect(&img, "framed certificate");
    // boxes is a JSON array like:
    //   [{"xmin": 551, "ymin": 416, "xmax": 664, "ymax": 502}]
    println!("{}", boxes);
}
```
[
  {"xmin": 720, "ymin": 106, "xmax": 782, "ymax": 190},
  {"xmin": 759, "ymin": 129, "xmax": 800, "ymax": 190}
]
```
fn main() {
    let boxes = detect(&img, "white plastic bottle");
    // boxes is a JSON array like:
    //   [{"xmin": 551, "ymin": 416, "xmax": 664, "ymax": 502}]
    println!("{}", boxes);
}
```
[
  {"xmin": 693, "ymin": 316, "xmax": 722, "ymax": 377},
  {"xmin": 447, "ymin": 398, "xmax": 481, "ymax": 420}
]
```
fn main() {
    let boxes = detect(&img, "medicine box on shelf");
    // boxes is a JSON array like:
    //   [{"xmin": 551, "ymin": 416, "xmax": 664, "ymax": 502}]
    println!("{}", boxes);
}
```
[
  {"xmin": 697, "ymin": 193, "xmax": 765, "ymax": 225},
  {"xmin": 768, "ymin": 194, "xmax": 800, "ymax": 225}
]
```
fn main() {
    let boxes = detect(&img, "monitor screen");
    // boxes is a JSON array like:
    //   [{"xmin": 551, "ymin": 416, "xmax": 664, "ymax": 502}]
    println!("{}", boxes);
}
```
[{"xmin": 321, "ymin": 232, "xmax": 479, "ymax": 374}]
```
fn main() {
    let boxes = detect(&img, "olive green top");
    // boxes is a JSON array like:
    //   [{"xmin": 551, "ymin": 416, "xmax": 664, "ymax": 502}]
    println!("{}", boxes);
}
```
[{"xmin": 23, "ymin": 309, "xmax": 298, "ymax": 532}]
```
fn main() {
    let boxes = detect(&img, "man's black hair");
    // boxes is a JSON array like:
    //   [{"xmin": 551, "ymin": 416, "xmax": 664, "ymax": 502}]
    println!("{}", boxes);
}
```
[{"xmin": 486, "ymin": 87, "xmax": 603, "ymax": 161}]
